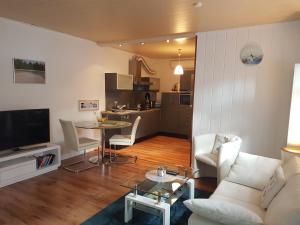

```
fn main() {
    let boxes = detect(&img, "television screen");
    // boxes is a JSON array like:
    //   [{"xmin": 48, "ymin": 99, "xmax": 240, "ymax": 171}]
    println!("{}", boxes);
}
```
[{"xmin": 0, "ymin": 109, "xmax": 50, "ymax": 151}]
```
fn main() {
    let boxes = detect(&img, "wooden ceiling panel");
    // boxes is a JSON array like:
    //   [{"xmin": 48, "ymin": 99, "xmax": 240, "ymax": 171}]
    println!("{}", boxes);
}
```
[{"xmin": 0, "ymin": 0, "xmax": 299, "ymax": 58}]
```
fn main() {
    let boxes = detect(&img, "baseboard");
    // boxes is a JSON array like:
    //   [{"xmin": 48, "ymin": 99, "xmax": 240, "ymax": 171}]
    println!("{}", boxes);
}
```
[{"xmin": 157, "ymin": 132, "xmax": 189, "ymax": 139}]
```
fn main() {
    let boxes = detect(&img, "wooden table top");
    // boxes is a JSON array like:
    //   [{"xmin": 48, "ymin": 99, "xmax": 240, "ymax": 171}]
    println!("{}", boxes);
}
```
[{"xmin": 281, "ymin": 146, "xmax": 300, "ymax": 154}]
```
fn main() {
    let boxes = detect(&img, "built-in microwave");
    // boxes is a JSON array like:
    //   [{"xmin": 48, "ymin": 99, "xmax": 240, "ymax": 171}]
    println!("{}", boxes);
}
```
[{"xmin": 179, "ymin": 93, "xmax": 192, "ymax": 105}]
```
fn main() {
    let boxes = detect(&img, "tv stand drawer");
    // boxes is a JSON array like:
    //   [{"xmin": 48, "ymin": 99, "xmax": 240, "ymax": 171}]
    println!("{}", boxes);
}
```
[{"xmin": 0, "ymin": 157, "xmax": 36, "ymax": 183}]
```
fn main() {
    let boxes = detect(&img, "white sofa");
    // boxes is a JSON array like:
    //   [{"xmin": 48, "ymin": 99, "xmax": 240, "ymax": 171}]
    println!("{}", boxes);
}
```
[
  {"xmin": 187, "ymin": 153, "xmax": 300, "ymax": 225},
  {"xmin": 192, "ymin": 134, "xmax": 242, "ymax": 183}
]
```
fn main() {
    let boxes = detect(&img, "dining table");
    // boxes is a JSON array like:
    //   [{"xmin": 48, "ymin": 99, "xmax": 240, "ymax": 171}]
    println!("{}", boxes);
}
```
[{"xmin": 75, "ymin": 120, "xmax": 132, "ymax": 164}]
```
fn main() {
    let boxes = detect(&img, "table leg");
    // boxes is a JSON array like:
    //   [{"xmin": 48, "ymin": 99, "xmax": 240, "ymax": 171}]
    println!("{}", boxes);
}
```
[
  {"xmin": 101, "ymin": 128, "xmax": 106, "ymax": 163},
  {"xmin": 187, "ymin": 178, "xmax": 195, "ymax": 199},
  {"xmin": 162, "ymin": 204, "xmax": 170, "ymax": 225},
  {"xmin": 125, "ymin": 196, "xmax": 133, "ymax": 223}
]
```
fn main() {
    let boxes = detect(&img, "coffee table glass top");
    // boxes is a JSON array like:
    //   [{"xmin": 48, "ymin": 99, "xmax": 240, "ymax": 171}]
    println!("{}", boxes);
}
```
[{"xmin": 121, "ymin": 165, "xmax": 192, "ymax": 205}]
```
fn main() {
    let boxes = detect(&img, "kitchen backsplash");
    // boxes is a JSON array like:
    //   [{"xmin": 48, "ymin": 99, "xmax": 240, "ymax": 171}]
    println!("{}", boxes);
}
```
[{"xmin": 106, "ymin": 91, "xmax": 156, "ymax": 110}]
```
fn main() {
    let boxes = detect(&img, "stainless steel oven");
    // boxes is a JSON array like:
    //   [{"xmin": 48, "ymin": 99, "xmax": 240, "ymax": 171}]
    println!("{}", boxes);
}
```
[{"xmin": 179, "ymin": 93, "xmax": 192, "ymax": 105}]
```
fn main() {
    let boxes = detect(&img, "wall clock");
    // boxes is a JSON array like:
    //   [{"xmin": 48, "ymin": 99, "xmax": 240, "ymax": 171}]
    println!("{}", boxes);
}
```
[{"xmin": 240, "ymin": 42, "xmax": 263, "ymax": 65}]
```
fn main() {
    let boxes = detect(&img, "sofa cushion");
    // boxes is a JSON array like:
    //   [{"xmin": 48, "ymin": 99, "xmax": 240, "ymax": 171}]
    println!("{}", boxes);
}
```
[
  {"xmin": 260, "ymin": 166, "xmax": 286, "ymax": 209},
  {"xmin": 211, "ymin": 181, "xmax": 266, "ymax": 220},
  {"xmin": 213, "ymin": 180, "xmax": 262, "ymax": 206},
  {"xmin": 282, "ymin": 156, "xmax": 300, "ymax": 180},
  {"xmin": 184, "ymin": 199, "xmax": 263, "ymax": 225},
  {"xmin": 195, "ymin": 153, "xmax": 218, "ymax": 167},
  {"xmin": 188, "ymin": 213, "xmax": 224, "ymax": 225},
  {"xmin": 265, "ymin": 174, "xmax": 300, "ymax": 225},
  {"xmin": 225, "ymin": 152, "xmax": 281, "ymax": 190}
]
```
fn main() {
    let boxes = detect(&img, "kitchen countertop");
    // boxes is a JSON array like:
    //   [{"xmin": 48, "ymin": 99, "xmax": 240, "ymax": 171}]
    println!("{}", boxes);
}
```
[{"xmin": 102, "ymin": 108, "xmax": 161, "ymax": 115}]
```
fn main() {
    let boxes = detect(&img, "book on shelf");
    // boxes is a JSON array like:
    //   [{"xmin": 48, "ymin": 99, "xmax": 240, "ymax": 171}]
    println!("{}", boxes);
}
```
[{"xmin": 35, "ymin": 154, "xmax": 56, "ymax": 169}]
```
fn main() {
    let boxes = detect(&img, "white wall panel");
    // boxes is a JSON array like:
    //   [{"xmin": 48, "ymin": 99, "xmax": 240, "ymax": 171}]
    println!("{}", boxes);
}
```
[{"xmin": 193, "ymin": 21, "xmax": 300, "ymax": 158}]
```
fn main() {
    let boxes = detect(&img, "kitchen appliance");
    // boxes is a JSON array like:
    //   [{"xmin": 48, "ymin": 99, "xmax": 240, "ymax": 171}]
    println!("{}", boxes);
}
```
[
  {"xmin": 145, "ymin": 92, "xmax": 151, "ymax": 109},
  {"xmin": 179, "ymin": 92, "xmax": 192, "ymax": 105}
]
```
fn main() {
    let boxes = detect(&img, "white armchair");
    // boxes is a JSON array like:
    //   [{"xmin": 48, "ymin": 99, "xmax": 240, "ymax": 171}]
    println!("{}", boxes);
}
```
[{"xmin": 192, "ymin": 133, "xmax": 242, "ymax": 183}]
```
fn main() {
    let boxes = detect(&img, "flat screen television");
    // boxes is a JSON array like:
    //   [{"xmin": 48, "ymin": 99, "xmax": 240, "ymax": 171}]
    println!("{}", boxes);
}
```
[{"xmin": 0, "ymin": 109, "xmax": 50, "ymax": 151}]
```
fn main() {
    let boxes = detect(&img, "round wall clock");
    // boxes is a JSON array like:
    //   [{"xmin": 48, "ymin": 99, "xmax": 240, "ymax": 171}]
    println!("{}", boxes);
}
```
[{"xmin": 240, "ymin": 42, "xmax": 263, "ymax": 65}]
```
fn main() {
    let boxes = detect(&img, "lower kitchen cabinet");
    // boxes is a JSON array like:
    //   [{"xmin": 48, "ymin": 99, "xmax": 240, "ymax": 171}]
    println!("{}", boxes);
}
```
[{"xmin": 102, "ymin": 109, "xmax": 161, "ymax": 142}]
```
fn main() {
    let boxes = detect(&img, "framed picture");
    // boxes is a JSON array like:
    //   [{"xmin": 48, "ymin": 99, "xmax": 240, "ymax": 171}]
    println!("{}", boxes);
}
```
[
  {"xmin": 240, "ymin": 43, "xmax": 263, "ymax": 65},
  {"xmin": 79, "ymin": 100, "xmax": 99, "ymax": 111},
  {"xmin": 13, "ymin": 58, "xmax": 46, "ymax": 84}
]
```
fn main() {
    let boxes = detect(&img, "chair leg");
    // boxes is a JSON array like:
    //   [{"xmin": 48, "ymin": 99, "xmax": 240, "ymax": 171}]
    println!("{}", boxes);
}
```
[
  {"xmin": 108, "ymin": 144, "xmax": 137, "ymax": 164},
  {"xmin": 62, "ymin": 149, "xmax": 99, "ymax": 173}
]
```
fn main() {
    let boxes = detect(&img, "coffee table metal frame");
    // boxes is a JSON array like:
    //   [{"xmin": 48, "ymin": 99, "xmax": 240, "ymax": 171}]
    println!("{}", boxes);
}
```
[{"xmin": 124, "ymin": 178, "xmax": 194, "ymax": 225}]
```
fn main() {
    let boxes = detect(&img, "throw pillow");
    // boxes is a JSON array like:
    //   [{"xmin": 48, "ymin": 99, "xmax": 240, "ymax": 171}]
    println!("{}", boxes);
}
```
[
  {"xmin": 211, "ymin": 134, "xmax": 230, "ymax": 155},
  {"xmin": 260, "ymin": 166, "xmax": 286, "ymax": 209},
  {"xmin": 184, "ymin": 199, "xmax": 263, "ymax": 225}
]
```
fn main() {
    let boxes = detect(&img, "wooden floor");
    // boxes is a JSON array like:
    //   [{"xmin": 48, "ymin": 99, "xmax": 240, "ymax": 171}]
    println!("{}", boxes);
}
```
[{"xmin": 0, "ymin": 136, "xmax": 216, "ymax": 225}]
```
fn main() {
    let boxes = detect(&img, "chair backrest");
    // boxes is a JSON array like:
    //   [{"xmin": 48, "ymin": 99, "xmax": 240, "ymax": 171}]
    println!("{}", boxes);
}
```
[
  {"xmin": 130, "ymin": 116, "xmax": 141, "ymax": 144},
  {"xmin": 59, "ymin": 119, "xmax": 79, "ymax": 150}
]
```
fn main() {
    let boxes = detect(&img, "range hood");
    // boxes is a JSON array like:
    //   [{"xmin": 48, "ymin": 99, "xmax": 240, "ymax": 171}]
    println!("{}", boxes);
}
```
[{"xmin": 129, "ymin": 55, "xmax": 159, "ymax": 91}]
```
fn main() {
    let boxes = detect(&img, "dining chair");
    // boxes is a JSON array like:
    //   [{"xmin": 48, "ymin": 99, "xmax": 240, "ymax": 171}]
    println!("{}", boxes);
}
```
[
  {"xmin": 108, "ymin": 116, "xmax": 141, "ymax": 164},
  {"xmin": 59, "ymin": 119, "xmax": 101, "ymax": 173}
]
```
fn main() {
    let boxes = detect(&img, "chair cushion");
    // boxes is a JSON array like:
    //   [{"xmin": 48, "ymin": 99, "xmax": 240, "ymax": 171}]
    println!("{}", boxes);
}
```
[
  {"xmin": 109, "ymin": 135, "xmax": 132, "ymax": 145},
  {"xmin": 211, "ymin": 134, "xmax": 231, "ymax": 155},
  {"xmin": 78, "ymin": 137, "xmax": 100, "ymax": 149},
  {"xmin": 195, "ymin": 153, "xmax": 218, "ymax": 167},
  {"xmin": 260, "ymin": 166, "xmax": 286, "ymax": 209},
  {"xmin": 184, "ymin": 199, "xmax": 263, "ymax": 225},
  {"xmin": 225, "ymin": 152, "xmax": 281, "ymax": 190}
]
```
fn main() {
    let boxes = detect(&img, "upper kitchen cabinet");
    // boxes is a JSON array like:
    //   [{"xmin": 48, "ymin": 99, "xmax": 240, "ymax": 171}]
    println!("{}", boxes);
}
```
[
  {"xmin": 105, "ymin": 73, "xmax": 133, "ymax": 91},
  {"xmin": 180, "ymin": 70, "xmax": 195, "ymax": 91},
  {"xmin": 140, "ymin": 77, "xmax": 160, "ymax": 91}
]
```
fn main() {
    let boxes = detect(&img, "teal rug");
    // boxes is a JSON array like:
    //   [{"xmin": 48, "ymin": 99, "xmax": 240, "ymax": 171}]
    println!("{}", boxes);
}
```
[{"xmin": 81, "ymin": 189, "xmax": 211, "ymax": 225}]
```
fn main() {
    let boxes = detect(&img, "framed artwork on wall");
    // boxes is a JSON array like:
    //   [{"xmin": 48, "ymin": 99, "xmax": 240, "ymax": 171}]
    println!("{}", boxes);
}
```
[
  {"xmin": 79, "ymin": 100, "xmax": 99, "ymax": 111},
  {"xmin": 13, "ymin": 58, "xmax": 46, "ymax": 84},
  {"xmin": 240, "ymin": 42, "xmax": 263, "ymax": 65}
]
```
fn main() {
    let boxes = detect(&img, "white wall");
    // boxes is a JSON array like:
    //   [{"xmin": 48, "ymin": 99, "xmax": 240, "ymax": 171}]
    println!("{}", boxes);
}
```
[
  {"xmin": 0, "ymin": 17, "xmax": 133, "ymax": 158},
  {"xmin": 193, "ymin": 21, "xmax": 300, "ymax": 159}
]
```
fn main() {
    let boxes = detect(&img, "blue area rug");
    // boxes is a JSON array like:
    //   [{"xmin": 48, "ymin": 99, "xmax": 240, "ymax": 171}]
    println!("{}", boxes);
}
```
[{"xmin": 81, "ymin": 189, "xmax": 211, "ymax": 225}]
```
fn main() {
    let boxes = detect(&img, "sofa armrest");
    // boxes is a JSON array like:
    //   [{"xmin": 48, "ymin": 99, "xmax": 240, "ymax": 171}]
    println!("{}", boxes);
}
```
[{"xmin": 217, "ymin": 137, "xmax": 242, "ymax": 182}]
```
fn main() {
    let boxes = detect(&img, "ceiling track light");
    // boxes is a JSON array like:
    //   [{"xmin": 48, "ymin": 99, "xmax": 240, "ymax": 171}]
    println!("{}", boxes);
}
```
[{"xmin": 193, "ymin": 1, "xmax": 203, "ymax": 8}]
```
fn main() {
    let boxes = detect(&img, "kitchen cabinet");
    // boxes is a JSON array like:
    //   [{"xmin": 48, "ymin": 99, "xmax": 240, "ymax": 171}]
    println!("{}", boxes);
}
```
[
  {"xmin": 105, "ymin": 73, "xmax": 133, "ymax": 91},
  {"xmin": 102, "ymin": 109, "xmax": 161, "ymax": 142},
  {"xmin": 180, "ymin": 70, "xmax": 194, "ymax": 91},
  {"xmin": 161, "ymin": 93, "xmax": 180, "ymax": 134},
  {"xmin": 140, "ymin": 77, "xmax": 160, "ymax": 91},
  {"xmin": 161, "ymin": 92, "xmax": 192, "ymax": 137}
]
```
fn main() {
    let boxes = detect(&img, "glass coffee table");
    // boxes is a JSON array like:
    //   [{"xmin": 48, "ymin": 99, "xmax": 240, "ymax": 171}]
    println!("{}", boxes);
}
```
[{"xmin": 121, "ymin": 165, "xmax": 194, "ymax": 225}]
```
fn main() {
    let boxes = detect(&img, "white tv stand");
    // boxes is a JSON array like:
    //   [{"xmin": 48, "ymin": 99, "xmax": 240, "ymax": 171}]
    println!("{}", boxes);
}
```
[{"xmin": 0, "ymin": 144, "xmax": 61, "ymax": 188}]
